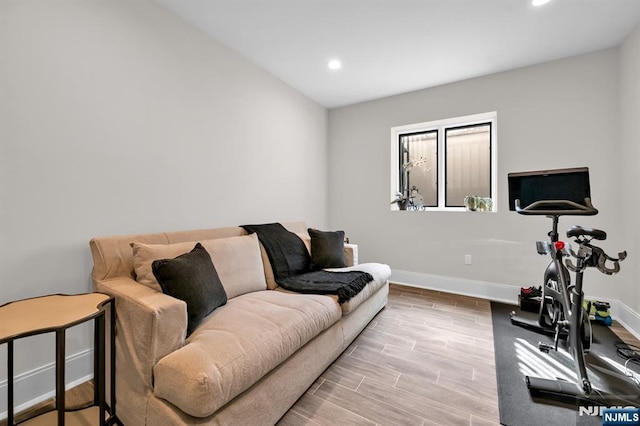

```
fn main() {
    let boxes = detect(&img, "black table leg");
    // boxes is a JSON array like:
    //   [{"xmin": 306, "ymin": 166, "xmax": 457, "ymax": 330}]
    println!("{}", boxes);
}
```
[
  {"xmin": 7, "ymin": 340, "xmax": 14, "ymax": 426},
  {"xmin": 56, "ymin": 329, "xmax": 66, "ymax": 426}
]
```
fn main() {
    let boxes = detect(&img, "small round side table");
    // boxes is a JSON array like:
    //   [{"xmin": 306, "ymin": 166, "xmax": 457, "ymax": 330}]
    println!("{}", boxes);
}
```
[{"xmin": 0, "ymin": 293, "xmax": 118, "ymax": 425}]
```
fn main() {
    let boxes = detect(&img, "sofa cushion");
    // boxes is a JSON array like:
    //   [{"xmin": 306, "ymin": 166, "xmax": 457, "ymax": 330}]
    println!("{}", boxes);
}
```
[
  {"xmin": 152, "ymin": 243, "xmax": 227, "ymax": 336},
  {"xmin": 275, "ymin": 263, "xmax": 391, "ymax": 314},
  {"xmin": 133, "ymin": 240, "xmax": 195, "ymax": 291},
  {"xmin": 326, "ymin": 263, "xmax": 392, "ymax": 314},
  {"xmin": 132, "ymin": 234, "xmax": 267, "ymax": 297},
  {"xmin": 201, "ymin": 234, "xmax": 267, "ymax": 299},
  {"xmin": 152, "ymin": 290, "xmax": 342, "ymax": 418},
  {"xmin": 308, "ymin": 228, "xmax": 347, "ymax": 270}
]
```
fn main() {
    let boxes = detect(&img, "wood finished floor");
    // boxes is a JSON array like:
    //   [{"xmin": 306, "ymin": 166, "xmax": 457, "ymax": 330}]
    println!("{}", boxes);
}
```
[
  {"xmin": 4, "ymin": 284, "xmax": 639, "ymax": 426},
  {"xmin": 278, "ymin": 284, "xmax": 501, "ymax": 426},
  {"xmin": 0, "ymin": 381, "xmax": 95, "ymax": 426}
]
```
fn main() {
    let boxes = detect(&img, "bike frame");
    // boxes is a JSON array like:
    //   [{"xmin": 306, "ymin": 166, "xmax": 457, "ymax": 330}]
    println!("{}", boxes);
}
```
[{"xmin": 529, "ymin": 233, "xmax": 592, "ymax": 396}]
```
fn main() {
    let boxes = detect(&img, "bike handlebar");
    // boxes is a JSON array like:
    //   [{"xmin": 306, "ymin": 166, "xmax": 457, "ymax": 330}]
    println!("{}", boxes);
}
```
[
  {"xmin": 515, "ymin": 198, "xmax": 598, "ymax": 216},
  {"xmin": 565, "ymin": 241, "xmax": 626, "ymax": 275},
  {"xmin": 594, "ymin": 248, "xmax": 627, "ymax": 275}
]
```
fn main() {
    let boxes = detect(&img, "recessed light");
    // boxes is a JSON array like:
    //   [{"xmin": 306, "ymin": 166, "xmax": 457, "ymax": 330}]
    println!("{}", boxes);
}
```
[
  {"xmin": 327, "ymin": 59, "xmax": 342, "ymax": 70},
  {"xmin": 532, "ymin": 0, "xmax": 551, "ymax": 6}
]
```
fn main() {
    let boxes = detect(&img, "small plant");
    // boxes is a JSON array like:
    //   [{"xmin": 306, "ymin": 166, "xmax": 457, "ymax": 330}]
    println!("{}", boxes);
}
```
[{"xmin": 464, "ymin": 195, "xmax": 493, "ymax": 212}]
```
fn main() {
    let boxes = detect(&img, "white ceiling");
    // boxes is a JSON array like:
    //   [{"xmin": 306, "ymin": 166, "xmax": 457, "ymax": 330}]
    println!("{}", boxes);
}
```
[{"xmin": 154, "ymin": 0, "xmax": 640, "ymax": 108}]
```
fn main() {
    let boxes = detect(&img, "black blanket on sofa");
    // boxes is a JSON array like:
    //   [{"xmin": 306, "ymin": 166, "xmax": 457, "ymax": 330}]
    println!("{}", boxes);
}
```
[
  {"xmin": 241, "ymin": 223, "xmax": 373, "ymax": 303},
  {"xmin": 278, "ymin": 270, "xmax": 373, "ymax": 304}
]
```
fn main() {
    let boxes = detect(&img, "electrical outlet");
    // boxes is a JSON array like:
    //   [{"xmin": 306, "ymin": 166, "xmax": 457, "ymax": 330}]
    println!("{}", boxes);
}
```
[{"xmin": 465, "ymin": 254, "xmax": 472, "ymax": 265}]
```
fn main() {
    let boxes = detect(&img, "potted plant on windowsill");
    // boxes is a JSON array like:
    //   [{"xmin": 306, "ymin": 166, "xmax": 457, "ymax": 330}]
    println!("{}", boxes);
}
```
[
  {"xmin": 391, "ymin": 192, "xmax": 410, "ymax": 210},
  {"xmin": 392, "ymin": 157, "xmax": 429, "ymax": 210},
  {"xmin": 464, "ymin": 195, "xmax": 493, "ymax": 212}
]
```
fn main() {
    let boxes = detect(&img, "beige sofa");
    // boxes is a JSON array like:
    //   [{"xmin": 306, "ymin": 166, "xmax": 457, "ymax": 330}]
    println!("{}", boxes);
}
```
[{"xmin": 89, "ymin": 222, "xmax": 391, "ymax": 425}]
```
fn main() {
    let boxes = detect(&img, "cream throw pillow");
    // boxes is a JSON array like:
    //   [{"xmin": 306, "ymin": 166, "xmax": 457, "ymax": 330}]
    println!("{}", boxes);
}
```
[
  {"xmin": 132, "ymin": 234, "xmax": 267, "ymax": 299},
  {"xmin": 132, "ymin": 240, "xmax": 195, "ymax": 291},
  {"xmin": 202, "ymin": 234, "xmax": 267, "ymax": 299}
]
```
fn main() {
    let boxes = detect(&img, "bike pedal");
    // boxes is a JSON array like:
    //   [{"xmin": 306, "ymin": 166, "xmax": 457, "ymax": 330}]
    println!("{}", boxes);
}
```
[{"xmin": 538, "ymin": 342, "xmax": 554, "ymax": 353}]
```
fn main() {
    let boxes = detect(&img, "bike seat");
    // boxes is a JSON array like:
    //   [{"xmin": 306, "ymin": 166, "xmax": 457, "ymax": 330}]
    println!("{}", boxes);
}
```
[{"xmin": 566, "ymin": 225, "xmax": 607, "ymax": 240}]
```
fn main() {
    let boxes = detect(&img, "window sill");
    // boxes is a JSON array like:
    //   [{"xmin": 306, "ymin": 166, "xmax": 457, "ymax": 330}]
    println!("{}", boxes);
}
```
[{"xmin": 390, "ymin": 206, "xmax": 496, "ymax": 213}]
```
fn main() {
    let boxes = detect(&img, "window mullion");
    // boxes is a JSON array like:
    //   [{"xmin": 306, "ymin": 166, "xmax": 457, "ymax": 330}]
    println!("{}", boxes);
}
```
[{"xmin": 438, "ymin": 127, "xmax": 445, "ymax": 208}]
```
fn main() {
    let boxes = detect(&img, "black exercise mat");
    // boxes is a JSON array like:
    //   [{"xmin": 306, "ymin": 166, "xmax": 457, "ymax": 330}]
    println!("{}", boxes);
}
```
[{"xmin": 491, "ymin": 302, "xmax": 640, "ymax": 426}]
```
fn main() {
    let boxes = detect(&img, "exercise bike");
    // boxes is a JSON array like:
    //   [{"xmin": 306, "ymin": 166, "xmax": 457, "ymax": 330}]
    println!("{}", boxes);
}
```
[
  {"xmin": 508, "ymin": 168, "xmax": 637, "ymax": 408},
  {"xmin": 510, "ymin": 199, "xmax": 597, "ymax": 352}
]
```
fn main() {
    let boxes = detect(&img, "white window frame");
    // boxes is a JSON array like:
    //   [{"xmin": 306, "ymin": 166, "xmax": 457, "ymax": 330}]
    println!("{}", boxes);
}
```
[{"xmin": 390, "ymin": 111, "xmax": 498, "ymax": 212}]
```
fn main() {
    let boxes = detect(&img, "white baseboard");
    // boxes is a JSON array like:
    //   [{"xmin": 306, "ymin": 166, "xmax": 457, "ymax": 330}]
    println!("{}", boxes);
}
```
[
  {"xmin": 0, "ymin": 349, "xmax": 94, "ymax": 420},
  {"xmin": 390, "ymin": 269, "xmax": 640, "ymax": 339},
  {"xmin": 390, "ymin": 269, "xmax": 520, "ymax": 305}
]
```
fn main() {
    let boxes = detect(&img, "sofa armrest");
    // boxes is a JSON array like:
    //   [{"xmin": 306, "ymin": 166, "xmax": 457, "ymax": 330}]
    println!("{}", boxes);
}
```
[
  {"xmin": 345, "ymin": 243, "xmax": 358, "ymax": 266},
  {"xmin": 95, "ymin": 278, "xmax": 187, "ymax": 391}
]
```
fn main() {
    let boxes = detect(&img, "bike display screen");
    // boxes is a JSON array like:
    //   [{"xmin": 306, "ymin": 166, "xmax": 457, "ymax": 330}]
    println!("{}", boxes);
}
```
[{"xmin": 508, "ymin": 167, "xmax": 592, "ymax": 211}]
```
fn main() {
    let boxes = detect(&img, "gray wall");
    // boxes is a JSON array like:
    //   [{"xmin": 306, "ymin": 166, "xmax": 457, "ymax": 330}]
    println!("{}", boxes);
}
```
[
  {"xmin": 328, "ymin": 48, "xmax": 627, "ymax": 301},
  {"xmin": 619, "ymin": 24, "xmax": 640, "ymax": 314},
  {"xmin": 0, "ymin": 0, "xmax": 327, "ymax": 399}
]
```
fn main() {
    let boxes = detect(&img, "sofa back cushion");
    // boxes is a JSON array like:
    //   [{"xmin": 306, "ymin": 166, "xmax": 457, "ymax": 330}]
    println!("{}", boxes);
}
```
[
  {"xmin": 132, "ymin": 234, "xmax": 267, "ymax": 299},
  {"xmin": 90, "ymin": 226, "xmax": 246, "ymax": 283},
  {"xmin": 133, "ymin": 240, "xmax": 196, "ymax": 291},
  {"xmin": 90, "ymin": 222, "xmax": 308, "ymax": 290},
  {"xmin": 202, "ymin": 234, "xmax": 266, "ymax": 299}
]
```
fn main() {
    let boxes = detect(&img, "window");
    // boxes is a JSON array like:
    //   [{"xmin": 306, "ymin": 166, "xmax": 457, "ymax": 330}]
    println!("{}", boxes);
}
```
[{"xmin": 390, "ymin": 112, "xmax": 496, "ymax": 211}]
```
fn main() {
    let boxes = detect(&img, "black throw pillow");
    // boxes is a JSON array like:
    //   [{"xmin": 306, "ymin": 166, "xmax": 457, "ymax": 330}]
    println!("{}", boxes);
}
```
[
  {"xmin": 152, "ymin": 243, "xmax": 227, "ymax": 336},
  {"xmin": 308, "ymin": 228, "xmax": 347, "ymax": 270}
]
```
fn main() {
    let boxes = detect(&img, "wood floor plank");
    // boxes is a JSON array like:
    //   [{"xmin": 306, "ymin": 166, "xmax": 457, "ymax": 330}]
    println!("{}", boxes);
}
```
[
  {"xmin": 355, "ymin": 327, "xmax": 417, "ymax": 350},
  {"xmin": 331, "ymin": 351, "xmax": 401, "ymax": 387},
  {"xmin": 281, "ymin": 392, "xmax": 377, "ymax": 426},
  {"xmin": 313, "ymin": 379, "xmax": 425, "ymax": 426},
  {"xmin": 436, "ymin": 367, "xmax": 498, "ymax": 399},
  {"xmin": 348, "ymin": 344, "xmax": 440, "ymax": 382},
  {"xmin": 394, "ymin": 293, "xmax": 439, "ymax": 307},
  {"xmin": 278, "ymin": 409, "xmax": 323, "ymax": 426},
  {"xmin": 445, "ymin": 338, "xmax": 495, "ymax": 358},
  {"xmin": 471, "ymin": 414, "xmax": 502, "ymax": 426},
  {"xmin": 381, "ymin": 344, "xmax": 476, "ymax": 381},
  {"xmin": 407, "ymin": 302, "xmax": 483, "ymax": 325},
  {"xmin": 369, "ymin": 320, "xmax": 453, "ymax": 346},
  {"xmin": 356, "ymin": 377, "xmax": 471, "ymax": 426},
  {"xmin": 390, "ymin": 284, "xmax": 423, "ymax": 294},
  {"xmin": 394, "ymin": 373, "xmax": 499, "ymax": 422},
  {"xmin": 411, "ymin": 340, "xmax": 497, "ymax": 372},
  {"xmin": 611, "ymin": 321, "xmax": 640, "ymax": 346},
  {"xmin": 318, "ymin": 363, "xmax": 364, "ymax": 391}
]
